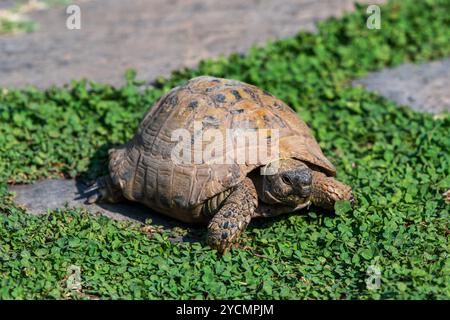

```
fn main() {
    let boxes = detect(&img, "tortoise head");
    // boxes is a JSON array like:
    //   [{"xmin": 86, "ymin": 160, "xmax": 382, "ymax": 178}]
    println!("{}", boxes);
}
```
[
  {"xmin": 258, "ymin": 158, "xmax": 312, "ymax": 210},
  {"xmin": 258, "ymin": 158, "xmax": 355, "ymax": 212}
]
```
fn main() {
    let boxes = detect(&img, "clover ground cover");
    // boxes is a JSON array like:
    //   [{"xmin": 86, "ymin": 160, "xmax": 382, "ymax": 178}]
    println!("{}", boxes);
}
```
[{"xmin": 0, "ymin": 0, "xmax": 449, "ymax": 299}]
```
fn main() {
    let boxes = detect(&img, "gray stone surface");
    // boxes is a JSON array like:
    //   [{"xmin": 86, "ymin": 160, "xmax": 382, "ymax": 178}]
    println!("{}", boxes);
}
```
[
  {"xmin": 0, "ymin": 0, "xmax": 384, "ymax": 89},
  {"xmin": 8, "ymin": 179, "xmax": 199, "ymax": 242},
  {"xmin": 353, "ymin": 59, "xmax": 450, "ymax": 114},
  {"xmin": 0, "ymin": 1, "xmax": 15, "ymax": 10}
]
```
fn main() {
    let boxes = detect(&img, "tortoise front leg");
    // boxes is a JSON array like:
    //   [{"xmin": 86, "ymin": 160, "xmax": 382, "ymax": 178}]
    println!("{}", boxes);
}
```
[
  {"xmin": 207, "ymin": 177, "xmax": 258, "ymax": 253},
  {"xmin": 311, "ymin": 171, "xmax": 354, "ymax": 210}
]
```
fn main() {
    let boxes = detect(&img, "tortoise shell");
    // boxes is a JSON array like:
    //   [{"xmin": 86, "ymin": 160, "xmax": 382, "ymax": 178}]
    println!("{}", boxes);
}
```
[{"xmin": 107, "ymin": 76, "xmax": 335, "ymax": 222}]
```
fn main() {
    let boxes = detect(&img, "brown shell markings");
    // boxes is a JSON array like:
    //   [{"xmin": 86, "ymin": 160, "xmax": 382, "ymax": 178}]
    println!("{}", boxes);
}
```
[{"xmin": 108, "ymin": 76, "xmax": 336, "ymax": 221}]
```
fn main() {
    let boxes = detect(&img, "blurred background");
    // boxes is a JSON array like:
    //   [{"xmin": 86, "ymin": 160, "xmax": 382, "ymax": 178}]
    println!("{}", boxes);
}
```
[{"xmin": 0, "ymin": 0, "xmax": 385, "ymax": 88}]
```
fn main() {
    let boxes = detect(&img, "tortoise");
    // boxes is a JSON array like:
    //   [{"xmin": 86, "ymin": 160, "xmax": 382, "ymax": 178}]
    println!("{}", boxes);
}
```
[{"xmin": 86, "ymin": 76, "xmax": 354, "ymax": 252}]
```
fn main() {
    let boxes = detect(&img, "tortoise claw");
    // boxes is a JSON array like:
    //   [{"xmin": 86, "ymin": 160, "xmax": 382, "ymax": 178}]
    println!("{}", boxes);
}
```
[
  {"xmin": 84, "ymin": 181, "xmax": 101, "ymax": 194},
  {"xmin": 87, "ymin": 190, "xmax": 103, "ymax": 204},
  {"xmin": 82, "ymin": 175, "xmax": 123, "ymax": 204}
]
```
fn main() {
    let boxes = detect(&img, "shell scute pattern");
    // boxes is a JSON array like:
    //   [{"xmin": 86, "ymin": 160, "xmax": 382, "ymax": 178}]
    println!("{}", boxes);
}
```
[{"xmin": 108, "ymin": 76, "xmax": 335, "ymax": 221}]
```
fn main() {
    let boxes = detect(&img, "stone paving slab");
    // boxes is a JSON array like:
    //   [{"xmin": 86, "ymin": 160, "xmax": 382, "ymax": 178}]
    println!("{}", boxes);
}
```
[
  {"xmin": 8, "ymin": 179, "xmax": 205, "ymax": 242},
  {"xmin": 353, "ymin": 59, "xmax": 450, "ymax": 114},
  {"xmin": 0, "ymin": 0, "xmax": 384, "ymax": 89},
  {"xmin": 8, "ymin": 179, "xmax": 181, "ymax": 226}
]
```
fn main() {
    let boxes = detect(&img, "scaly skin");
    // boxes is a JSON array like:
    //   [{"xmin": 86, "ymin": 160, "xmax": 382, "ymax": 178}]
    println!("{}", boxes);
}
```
[
  {"xmin": 311, "ymin": 171, "xmax": 354, "ymax": 210},
  {"xmin": 86, "ymin": 175, "xmax": 123, "ymax": 204},
  {"xmin": 87, "ymin": 163, "xmax": 353, "ymax": 253},
  {"xmin": 206, "ymin": 177, "xmax": 258, "ymax": 253}
]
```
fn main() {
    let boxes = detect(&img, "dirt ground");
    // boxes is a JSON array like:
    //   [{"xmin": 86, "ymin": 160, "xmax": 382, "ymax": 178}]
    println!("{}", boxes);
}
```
[{"xmin": 0, "ymin": 0, "xmax": 384, "ymax": 88}]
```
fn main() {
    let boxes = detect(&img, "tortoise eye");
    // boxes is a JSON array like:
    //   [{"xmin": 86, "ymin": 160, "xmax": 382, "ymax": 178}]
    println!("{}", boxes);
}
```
[{"xmin": 281, "ymin": 175, "xmax": 292, "ymax": 185}]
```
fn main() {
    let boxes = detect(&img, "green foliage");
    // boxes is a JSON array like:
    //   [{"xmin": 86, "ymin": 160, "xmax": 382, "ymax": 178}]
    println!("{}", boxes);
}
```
[
  {"xmin": 0, "ymin": 0, "xmax": 73, "ymax": 34},
  {"xmin": 0, "ymin": 18, "xmax": 36, "ymax": 34},
  {"xmin": 0, "ymin": 0, "xmax": 449, "ymax": 299}
]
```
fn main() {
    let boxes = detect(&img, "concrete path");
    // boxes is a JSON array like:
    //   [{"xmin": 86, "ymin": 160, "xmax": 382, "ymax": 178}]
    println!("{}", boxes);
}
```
[
  {"xmin": 8, "ymin": 179, "xmax": 201, "ymax": 242},
  {"xmin": 353, "ymin": 59, "xmax": 450, "ymax": 114},
  {"xmin": 0, "ymin": 0, "xmax": 383, "ymax": 89}
]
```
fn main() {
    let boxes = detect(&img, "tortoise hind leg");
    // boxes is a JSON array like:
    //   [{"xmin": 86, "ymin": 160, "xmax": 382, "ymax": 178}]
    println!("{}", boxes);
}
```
[
  {"xmin": 207, "ymin": 177, "xmax": 258, "ymax": 253},
  {"xmin": 85, "ymin": 175, "xmax": 124, "ymax": 204}
]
